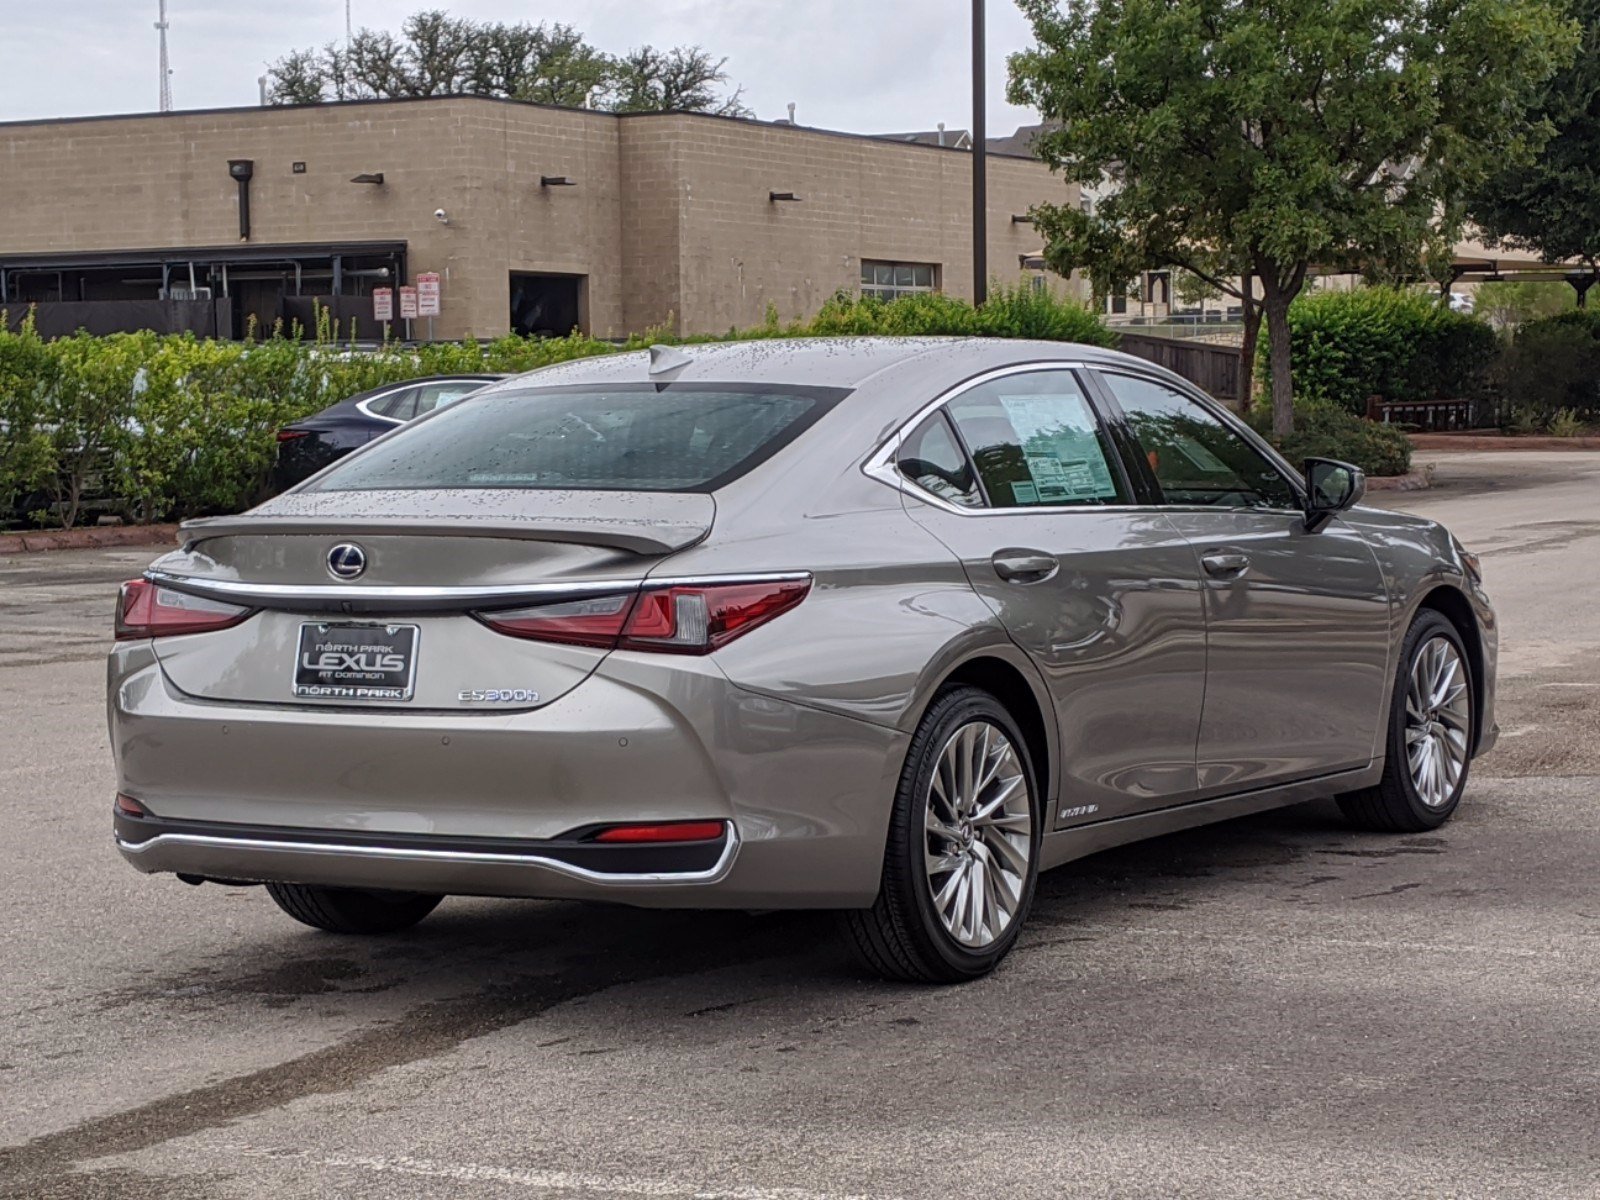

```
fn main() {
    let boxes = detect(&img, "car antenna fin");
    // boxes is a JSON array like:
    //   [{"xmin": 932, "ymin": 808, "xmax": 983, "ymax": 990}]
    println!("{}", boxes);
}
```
[{"xmin": 648, "ymin": 344, "xmax": 693, "ymax": 376}]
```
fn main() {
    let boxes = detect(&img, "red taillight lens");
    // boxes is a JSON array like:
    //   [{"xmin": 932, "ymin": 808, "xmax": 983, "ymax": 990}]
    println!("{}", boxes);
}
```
[
  {"xmin": 115, "ymin": 579, "xmax": 252, "ymax": 640},
  {"xmin": 592, "ymin": 820, "xmax": 727, "ymax": 844},
  {"xmin": 477, "ymin": 593, "xmax": 636, "ymax": 649},
  {"xmin": 276, "ymin": 428, "xmax": 313, "ymax": 442},
  {"xmin": 478, "ymin": 578, "xmax": 809, "ymax": 656},
  {"xmin": 620, "ymin": 580, "xmax": 810, "ymax": 654}
]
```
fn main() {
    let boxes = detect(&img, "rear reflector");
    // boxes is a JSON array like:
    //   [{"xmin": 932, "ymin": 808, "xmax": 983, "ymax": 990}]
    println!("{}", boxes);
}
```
[
  {"xmin": 115, "ymin": 579, "xmax": 252, "ymax": 640},
  {"xmin": 477, "ymin": 577, "xmax": 810, "ymax": 655},
  {"xmin": 276, "ymin": 428, "xmax": 313, "ymax": 442},
  {"xmin": 115, "ymin": 793, "xmax": 148, "ymax": 817},
  {"xmin": 591, "ymin": 821, "xmax": 727, "ymax": 844}
]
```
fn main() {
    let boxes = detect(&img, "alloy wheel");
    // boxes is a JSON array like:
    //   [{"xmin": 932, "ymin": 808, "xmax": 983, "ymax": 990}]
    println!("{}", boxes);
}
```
[
  {"xmin": 1405, "ymin": 636, "xmax": 1472, "ymax": 809},
  {"xmin": 923, "ymin": 720, "xmax": 1033, "ymax": 948}
]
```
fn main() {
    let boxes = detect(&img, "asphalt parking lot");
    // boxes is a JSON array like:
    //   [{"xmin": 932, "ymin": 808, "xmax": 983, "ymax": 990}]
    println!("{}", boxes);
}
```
[{"xmin": 2, "ymin": 450, "xmax": 1597, "ymax": 1200}]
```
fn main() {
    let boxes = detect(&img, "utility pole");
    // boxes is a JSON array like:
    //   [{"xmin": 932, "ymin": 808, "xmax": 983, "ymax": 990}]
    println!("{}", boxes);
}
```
[
  {"xmin": 971, "ymin": 0, "xmax": 987, "ymax": 307},
  {"xmin": 346, "ymin": 0, "xmax": 354, "ymax": 44},
  {"xmin": 155, "ymin": 0, "xmax": 173, "ymax": 112}
]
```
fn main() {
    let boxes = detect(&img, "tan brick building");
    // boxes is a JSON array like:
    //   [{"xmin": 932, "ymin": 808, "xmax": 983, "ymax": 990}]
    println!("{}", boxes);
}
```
[{"xmin": 0, "ymin": 96, "xmax": 1081, "ymax": 341}]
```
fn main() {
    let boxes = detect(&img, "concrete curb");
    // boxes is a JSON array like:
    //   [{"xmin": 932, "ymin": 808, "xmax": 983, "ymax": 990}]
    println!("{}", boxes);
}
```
[
  {"xmin": 0, "ymin": 524, "xmax": 179, "ymax": 555},
  {"xmin": 1410, "ymin": 433, "xmax": 1600, "ymax": 452},
  {"xmin": 1366, "ymin": 466, "xmax": 1434, "ymax": 492}
]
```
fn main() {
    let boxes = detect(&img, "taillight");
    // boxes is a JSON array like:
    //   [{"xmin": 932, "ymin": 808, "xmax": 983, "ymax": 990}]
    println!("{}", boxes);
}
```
[
  {"xmin": 276, "ymin": 428, "xmax": 313, "ymax": 442},
  {"xmin": 477, "ymin": 577, "xmax": 810, "ymax": 655},
  {"xmin": 476, "ymin": 593, "xmax": 635, "ymax": 649},
  {"xmin": 115, "ymin": 579, "xmax": 252, "ymax": 640}
]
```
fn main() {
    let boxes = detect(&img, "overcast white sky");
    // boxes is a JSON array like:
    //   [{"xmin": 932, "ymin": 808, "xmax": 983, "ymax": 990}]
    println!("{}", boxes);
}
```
[{"xmin": 0, "ymin": 1, "xmax": 1044, "ymax": 136}]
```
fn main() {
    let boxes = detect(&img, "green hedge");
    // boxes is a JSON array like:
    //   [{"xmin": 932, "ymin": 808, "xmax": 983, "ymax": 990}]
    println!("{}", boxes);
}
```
[
  {"xmin": 1262, "ymin": 287, "xmax": 1498, "ymax": 416},
  {"xmin": 0, "ymin": 286, "xmax": 1112, "ymax": 528},
  {"xmin": 1494, "ymin": 309, "xmax": 1600, "ymax": 431},
  {"xmin": 1248, "ymin": 401, "xmax": 1413, "ymax": 478}
]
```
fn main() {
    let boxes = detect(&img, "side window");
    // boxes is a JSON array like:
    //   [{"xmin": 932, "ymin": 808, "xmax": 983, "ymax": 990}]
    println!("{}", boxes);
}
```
[
  {"xmin": 1099, "ymin": 373, "xmax": 1299, "ymax": 510},
  {"xmin": 413, "ymin": 382, "xmax": 484, "ymax": 417},
  {"xmin": 945, "ymin": 371, "xmax": 1127, "ymax": 508},
  {"xmin": 897, "ymin": 413, "xmax": 983, "ymax": 508},
  {"xmin": 368, "ymin": 386, "xmax": 419, "ymax": 421}
]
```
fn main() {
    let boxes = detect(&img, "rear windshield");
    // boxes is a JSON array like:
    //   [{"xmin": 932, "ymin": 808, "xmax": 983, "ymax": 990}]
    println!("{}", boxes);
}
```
[{"xmin": 308, "ymin": 381, "xmax": 849, "ymax": 493}]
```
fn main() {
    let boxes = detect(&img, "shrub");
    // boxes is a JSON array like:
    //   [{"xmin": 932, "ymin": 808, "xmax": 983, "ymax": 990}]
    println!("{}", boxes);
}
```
[
  {"xmin": 1248, "ymin": 401, "xmax": 1413, "ymax": 478},
  {"xmin": 1492, "ymin": 309, "xmax": 1600, "ymax": 428},
  {"xmin": 0, "ymin": 317, "xmax": 57, "ymax": 517},
  {"xmin": 798, "ymin": 285, "xmax": 1114, "ymax": 346},
  {"xmin": 1261, "ymin": 287, "xmax": 1498, "ymax": 416}
]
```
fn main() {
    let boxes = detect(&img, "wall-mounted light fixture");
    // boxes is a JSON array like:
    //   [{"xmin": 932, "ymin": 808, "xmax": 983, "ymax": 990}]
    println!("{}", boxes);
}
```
[
  {"xmin": 227, "ymin": 159, "xmax": 254, "ymax": 241},
  {"xmin": 769, "ymin": 191, "xmax": 803, "ymax": 203},
  {"xmin": 540, "ymin": 175, "xmax": 577, "ymax": 187},
  {"xmin": 1011, "ymin": 214, "xmax": 1034, "ymax": 225},
  {"xmin": 350, "ymin": 172, "xmax": 385, "ymax": 185}
]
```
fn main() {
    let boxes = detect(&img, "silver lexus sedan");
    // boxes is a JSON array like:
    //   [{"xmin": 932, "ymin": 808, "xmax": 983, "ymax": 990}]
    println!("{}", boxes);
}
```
[{"xmin": 108, "ymin": 338, "xmax": 1497, "ymax": 982}]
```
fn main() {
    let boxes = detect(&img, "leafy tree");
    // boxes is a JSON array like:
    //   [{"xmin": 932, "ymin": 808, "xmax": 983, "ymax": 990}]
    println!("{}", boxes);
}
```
[
  {"xmin": 1474, "ymin": 280, "xmax": 1577, "ymax": 330},
  {"xmin": 1468, "ymin": 0, "xmax": 1600, "ymax": 304},
  {"xmin": 608, "ymin": 47, "xmax": 748, "ymax": 116},
  {"xmin": 265, "ymin": 11, "xmax": 747, "ymax": 117},
  {"xmin": 1009, "ymin": 0, "xmax": 1576, "ymax": 435}
]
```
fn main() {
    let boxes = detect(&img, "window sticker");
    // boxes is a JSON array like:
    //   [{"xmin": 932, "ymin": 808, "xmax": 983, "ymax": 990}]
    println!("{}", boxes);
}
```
[{"xmin": 997, "ymin": 393, "xmax": 1120, "ymax": 502}]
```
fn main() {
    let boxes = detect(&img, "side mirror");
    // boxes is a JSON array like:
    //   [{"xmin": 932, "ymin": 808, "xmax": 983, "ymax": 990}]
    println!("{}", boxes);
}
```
[{"xmin": 1303, "ymin": 457, "xmax": 1366, "ymax": 532}]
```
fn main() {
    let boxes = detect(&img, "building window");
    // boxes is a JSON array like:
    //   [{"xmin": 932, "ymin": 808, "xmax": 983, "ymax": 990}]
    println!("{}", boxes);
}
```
[{"xmin": 862, "ymin": 260, "xmax": 938, "ymax": 301}]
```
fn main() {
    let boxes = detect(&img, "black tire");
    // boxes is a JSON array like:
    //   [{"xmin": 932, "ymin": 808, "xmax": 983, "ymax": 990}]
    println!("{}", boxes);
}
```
[
  {"xmin": 1337, "ymin": 610, "xmax": 1474, "ymax": 833},
  {"xmin": 265, "ymin": 882, "xmax": 443, "ymax": 934},
  {"xmin": 843, "ymin": 686, "xmax": 1042, "ymax": 984}
]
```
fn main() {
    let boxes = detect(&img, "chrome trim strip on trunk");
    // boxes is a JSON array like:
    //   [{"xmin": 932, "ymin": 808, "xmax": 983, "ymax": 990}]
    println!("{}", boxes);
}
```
[
  {"xmin": 145, "ymin": 570, "xmax": 648, "ymax": 608},
  {"xmin": 143, "ymin": 570, "xmax": 812, "ymax": 612},
  {"xmin": 116, "ymin": 825, "xmax": 741, "ymax": 887}
]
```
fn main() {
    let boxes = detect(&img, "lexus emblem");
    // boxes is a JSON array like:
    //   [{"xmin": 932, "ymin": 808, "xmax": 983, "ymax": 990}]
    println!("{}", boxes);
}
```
[{"xmin": 326, "ymin": 543, "xmax": 368, "ymax": 580}]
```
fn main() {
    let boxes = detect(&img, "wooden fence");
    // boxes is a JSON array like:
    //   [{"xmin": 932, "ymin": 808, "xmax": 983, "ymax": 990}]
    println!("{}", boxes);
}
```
[{"xmin": 1116, "ymin": 332, "xmax": 1241, "ymax": 404}]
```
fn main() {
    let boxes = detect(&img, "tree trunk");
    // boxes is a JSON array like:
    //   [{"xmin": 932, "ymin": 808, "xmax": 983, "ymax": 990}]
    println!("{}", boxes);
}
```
[
  {"xmin": 1236, "ymin": 276, "xmax": 1261, "ymax": 413},
  {"xmin": 1260, "ymin": 273, "xmax": 1299, "ymax": 438}
]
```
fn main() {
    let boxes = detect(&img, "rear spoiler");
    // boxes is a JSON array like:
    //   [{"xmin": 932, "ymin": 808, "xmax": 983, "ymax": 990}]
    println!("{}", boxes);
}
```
[{"xmin": 177, "ymin": 513, "xmax": 701, "ymax": 557}]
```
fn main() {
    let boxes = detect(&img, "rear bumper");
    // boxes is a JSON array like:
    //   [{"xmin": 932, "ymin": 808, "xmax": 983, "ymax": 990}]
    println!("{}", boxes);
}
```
[
  {"xmin": 115, "ymin": 810, "xmax": 740, "ymax": 899},
  {"xmin": 108, "ymin": 643, "xmax": 906, "ymax": 908}
]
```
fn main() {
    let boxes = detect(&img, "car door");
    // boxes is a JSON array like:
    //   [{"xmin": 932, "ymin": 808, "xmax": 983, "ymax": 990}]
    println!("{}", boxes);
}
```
[
  {"xmin": 1090, "ymin": 369, "xmax": 1392, "ymax": 794},
  {"xmin": 892, "ymin": 364, "xmax": 1208, "ymax": 827}
]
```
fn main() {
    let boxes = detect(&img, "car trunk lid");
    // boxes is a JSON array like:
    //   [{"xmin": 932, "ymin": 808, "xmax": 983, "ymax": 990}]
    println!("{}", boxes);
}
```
[{"xmin": 145, "ymin": 488, "xmax": 712, "ymax": 709}]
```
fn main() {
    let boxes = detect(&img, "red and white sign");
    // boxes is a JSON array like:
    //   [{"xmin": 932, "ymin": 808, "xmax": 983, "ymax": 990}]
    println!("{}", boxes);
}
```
[
  {"xmin": 372, "ymin": 288, "xmax": 394, "ymax": 322},
  {"xmin": 416, "ymin": 271, "xmax": 442, "ymax": 317},
  {"xmin": 398, "ymin": 286, "xmax": 419, "ymax": 320}
]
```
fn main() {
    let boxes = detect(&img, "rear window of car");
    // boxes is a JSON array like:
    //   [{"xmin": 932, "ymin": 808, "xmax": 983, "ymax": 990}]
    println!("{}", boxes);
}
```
[{"xmin": 309, "ymin": 382, "xmax": 849, "ymax": 493}]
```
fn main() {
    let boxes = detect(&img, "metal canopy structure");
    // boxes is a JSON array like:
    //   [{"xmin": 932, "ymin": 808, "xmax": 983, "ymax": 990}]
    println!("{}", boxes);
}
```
[{"xmin": 0, "ymin": 241, "xmax": 409, "ymax": 340}]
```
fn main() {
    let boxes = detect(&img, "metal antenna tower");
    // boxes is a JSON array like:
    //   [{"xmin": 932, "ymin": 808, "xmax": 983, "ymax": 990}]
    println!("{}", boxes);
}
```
[{"xmin": 155, "ymin": 0, "xmax": 173, "ymax": 111}]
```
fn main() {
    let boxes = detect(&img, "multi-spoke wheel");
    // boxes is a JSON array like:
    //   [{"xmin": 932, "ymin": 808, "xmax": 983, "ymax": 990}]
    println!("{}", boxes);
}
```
[
  {"xmin": 924, "ymin": 721, "xmax": 1033, "ymax": 949},
  {"xmin": 1339, "ymin": 610, "xmax": 1476, "ymax": 832},
  {"xmin": 1404, "ymin": 636, "xmax": 1472, "ymax": 809},
  {"xmin": 844, "ymin": 686, "xmax": 1040, "ymax": 982}
]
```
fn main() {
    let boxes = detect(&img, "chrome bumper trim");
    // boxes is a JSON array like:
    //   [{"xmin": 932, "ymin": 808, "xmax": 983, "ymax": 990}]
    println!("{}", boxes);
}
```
[{"xmin": 116, "ymin": 825, "xmax": 740, "ymax": 887}]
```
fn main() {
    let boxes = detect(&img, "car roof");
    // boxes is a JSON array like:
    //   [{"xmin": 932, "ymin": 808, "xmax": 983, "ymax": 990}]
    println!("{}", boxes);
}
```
[{"xmin": 499, "ymin": 337, "xmax": 1166, "ymax": 394}]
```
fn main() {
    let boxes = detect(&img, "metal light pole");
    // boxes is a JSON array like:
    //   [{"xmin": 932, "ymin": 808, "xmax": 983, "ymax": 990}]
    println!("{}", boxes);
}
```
[
  {"xmin": 155, "ymin": 0, "xmax": 173, "ymax": 112},
  {"xmin": 971, "ymin": 0, "xmax": 988, "ymax": 307}
]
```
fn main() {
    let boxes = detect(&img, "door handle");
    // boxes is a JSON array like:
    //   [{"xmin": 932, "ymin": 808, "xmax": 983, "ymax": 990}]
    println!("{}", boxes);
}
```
[
  {"xmin": 992, "ymin": 550, "xmax": 1059, "ymax": 584},
  {"xmin": 1200, "ymin": 551, "xmax": 1251, "ymax": 579}
]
